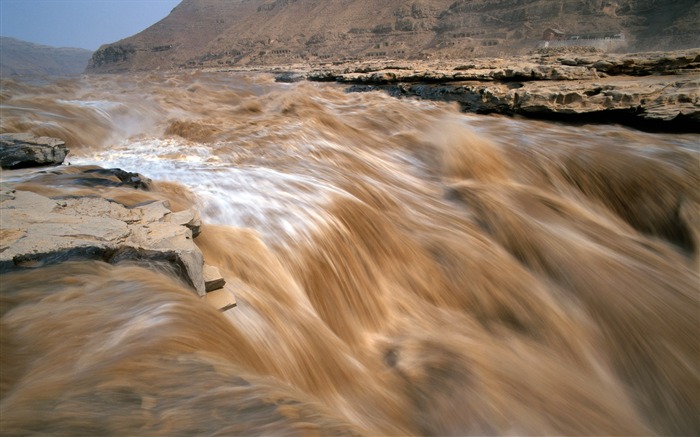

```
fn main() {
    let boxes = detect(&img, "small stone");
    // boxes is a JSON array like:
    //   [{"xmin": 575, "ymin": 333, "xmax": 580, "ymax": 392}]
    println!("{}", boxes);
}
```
[
  {"xmin": 203, "ymin": 264, "xmax": 226, "ymax": 291},
  {"xmin": 0, "ymin": 133, "xmax": 69, "ymax": 169},
  {"xmin": 202, "ymin": 286, "xmax": 237, "ymax": 312}
]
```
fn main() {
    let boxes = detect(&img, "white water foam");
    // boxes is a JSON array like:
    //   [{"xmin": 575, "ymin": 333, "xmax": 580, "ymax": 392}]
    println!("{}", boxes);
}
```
[{"xmin": 68, "ymin": 137, "xmax": 345, "ymax": 244}]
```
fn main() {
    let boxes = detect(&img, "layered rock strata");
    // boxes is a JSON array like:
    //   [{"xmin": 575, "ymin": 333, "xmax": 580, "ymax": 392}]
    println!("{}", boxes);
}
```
[{"xmin": 298, "ymin": 49, "xmax": 700, "ymax": 131}]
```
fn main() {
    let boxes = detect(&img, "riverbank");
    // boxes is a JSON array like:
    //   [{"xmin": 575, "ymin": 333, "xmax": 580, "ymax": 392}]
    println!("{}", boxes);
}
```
[{"xmin": 248, "ymin": 48, "xmax": 699, "ymax": 132}]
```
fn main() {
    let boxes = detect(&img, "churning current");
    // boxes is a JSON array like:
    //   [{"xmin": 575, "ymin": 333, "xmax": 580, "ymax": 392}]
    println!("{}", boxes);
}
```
[{"xmin": 1, "ymin": 71, "xmax": 698, "ymax": 436}]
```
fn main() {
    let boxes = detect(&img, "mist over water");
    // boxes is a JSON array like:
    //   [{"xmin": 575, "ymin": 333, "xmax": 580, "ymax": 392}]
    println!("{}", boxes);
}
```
[{"xmin": 1, "ymin": 72, "xmax": 698, "ymax": 435}]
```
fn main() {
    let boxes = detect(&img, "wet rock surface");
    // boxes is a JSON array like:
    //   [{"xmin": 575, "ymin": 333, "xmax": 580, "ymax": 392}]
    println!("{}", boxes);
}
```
[
  {"xmin": 0, "ymin": 133, "xmax": 69, "ymax": 169},
  {"xmin": 21, "ymin": 165, "xmax": 153, "ymax": 190}
]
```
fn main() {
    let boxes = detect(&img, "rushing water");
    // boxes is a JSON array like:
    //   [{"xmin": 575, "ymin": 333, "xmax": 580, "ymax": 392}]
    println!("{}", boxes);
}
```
[{"xmin": 1, "ymin": 71, "xmax": 698, "ymax": 436}]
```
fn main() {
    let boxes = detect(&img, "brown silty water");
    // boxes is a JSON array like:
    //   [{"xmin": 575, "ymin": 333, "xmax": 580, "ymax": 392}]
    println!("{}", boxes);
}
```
[{"xmin": 1, "ymin": 71, "xmax": 698, "ymax": 436}]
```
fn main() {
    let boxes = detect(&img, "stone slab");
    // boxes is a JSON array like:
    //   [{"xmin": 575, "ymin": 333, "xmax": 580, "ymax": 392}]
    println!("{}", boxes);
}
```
[
  {"xmin": 202, "ymin": 287, "xmax": 237, "ymax": 312},
  {"xmin": 0, "ymin": 184, "xmax": 207, "ymax": 294}
]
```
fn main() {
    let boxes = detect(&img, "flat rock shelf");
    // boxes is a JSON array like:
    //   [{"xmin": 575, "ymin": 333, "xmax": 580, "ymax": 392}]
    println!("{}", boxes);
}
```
[{"xmin": 0, "ymin": 164, "xmax": 236, "ymax": 312}]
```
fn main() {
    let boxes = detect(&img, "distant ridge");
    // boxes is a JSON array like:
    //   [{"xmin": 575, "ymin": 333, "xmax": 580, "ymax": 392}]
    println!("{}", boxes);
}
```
[
  {"xmin": 0, "ymin": 37, "xmax": 93, "ymax": 77},
  {"xmin": 87, "ymin": 0, "xmax": 700, "ymax": 73}
]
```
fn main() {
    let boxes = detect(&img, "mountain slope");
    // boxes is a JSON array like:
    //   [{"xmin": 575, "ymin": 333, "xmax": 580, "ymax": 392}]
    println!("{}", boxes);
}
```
[
  {"xmin": 87, "ymin": 0, "xmax": 700, "ymax": 73},
  {"xmin": 1, "ymin": 37, "xmax": 93, "ymax": 77}
]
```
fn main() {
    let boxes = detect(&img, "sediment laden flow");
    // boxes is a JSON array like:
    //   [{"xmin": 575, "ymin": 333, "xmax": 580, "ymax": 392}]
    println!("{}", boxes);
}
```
[{"xmin": 1, "ymin": 72, "xmax": 698, "ymax": 436}]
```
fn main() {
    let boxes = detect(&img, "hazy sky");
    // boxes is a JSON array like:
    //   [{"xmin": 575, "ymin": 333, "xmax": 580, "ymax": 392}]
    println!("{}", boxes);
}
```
[{"xmin": 0, "ymin": 0, "xmax": 182, "ymax": 51}]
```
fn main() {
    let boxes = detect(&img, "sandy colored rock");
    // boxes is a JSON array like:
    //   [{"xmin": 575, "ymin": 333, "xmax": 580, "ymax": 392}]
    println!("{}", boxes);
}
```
[
  {"xmin": 203, "ymin": 264, "xmax": 226, "ymax": 292},
  {"xmin": 168, "ymin": 209, "xmax": 202, "ymax": 237},
  {"xmin": 327, "ymin": 52, "xmax": 699, "ymax": 131},
  {"xmin": 0, "ymin": 184, "xmax": 207, "ymax": 294}
]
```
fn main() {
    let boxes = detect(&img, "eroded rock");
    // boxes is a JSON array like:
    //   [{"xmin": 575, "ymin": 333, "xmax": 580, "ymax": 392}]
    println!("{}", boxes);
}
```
[
  {"xmin": 0, "ymin": 133, "xmax": 69, "ymax": 169},
  {"xmin": 168, "ymin": 209, "xmax": 202, "ymax": 238},
  {"xmin": 0, "ymin": 185, "xmax": 207, "ymax": 295},
  {"xmin": 307, "ymin": 49, "xmax": 700, "ymax": 131},
  {"xmin": 346, "ymin": 72, "xmax": 699, "ymax": 131}
]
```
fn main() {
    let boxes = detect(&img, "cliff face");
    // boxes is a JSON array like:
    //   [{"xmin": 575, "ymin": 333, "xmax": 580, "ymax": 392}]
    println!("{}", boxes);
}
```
[
  {"xmin": 86, "ymin": 0, "xmax": 700, "ymax": 73},
  {"xmin": 0, "ymin": 37, "xmax": 93, "ymax": 77}
]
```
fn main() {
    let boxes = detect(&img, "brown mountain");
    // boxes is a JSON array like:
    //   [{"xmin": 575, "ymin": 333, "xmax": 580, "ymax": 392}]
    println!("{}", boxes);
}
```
[
  {"xmin": 1, "ymin": 37, "xmax": 93, "ymax": 77},
  {"xmin": 87, "ymin": 0, "xmax": 700, "ymax": 73}
]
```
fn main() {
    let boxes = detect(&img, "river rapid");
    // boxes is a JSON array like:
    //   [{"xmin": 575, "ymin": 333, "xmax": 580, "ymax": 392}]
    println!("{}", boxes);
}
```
[{"xmin": 1, "ymin": 71, "xmax": 698, "ymax": 436}]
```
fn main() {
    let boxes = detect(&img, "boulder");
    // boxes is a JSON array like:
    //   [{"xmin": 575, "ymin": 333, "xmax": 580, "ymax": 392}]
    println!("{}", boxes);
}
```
[{"xmin": 0, "ymin": 133, "xmax": 69, "ymax": 169}]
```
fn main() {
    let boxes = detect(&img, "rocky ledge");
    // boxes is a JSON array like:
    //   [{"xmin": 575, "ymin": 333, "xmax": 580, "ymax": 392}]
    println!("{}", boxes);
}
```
[
  {"xmin": 0, "ymin": 133, "xmax": 69, "ymax": 169},
  {"xmin": 0, "ymin": 165, "xmax": 235, "ymax": 311},
  {"xmin": 279, "ymin": 48, "xmax": 699, "ymax": 132}
]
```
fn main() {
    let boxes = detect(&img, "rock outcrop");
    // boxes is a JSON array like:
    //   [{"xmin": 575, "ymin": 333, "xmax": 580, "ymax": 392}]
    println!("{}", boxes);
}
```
[
  {"xmin": 0, "ymin": 185, "xmax": 207, "ymax": 294},
  {"xmin": 0, "ymin": 165, "xmax": 234, "ymax": 311},
  {"xmin": 303, "ymin": 49, "xmax": 700, "ymax": 132},
  {"xmin": 305, "ymin": 49, "xmax": 700, "ymax": 83},
  {"xmin": 0, "ymin": 133, "xmax": 69, "ymax": 169}
]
